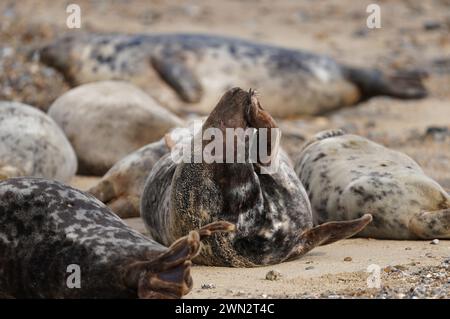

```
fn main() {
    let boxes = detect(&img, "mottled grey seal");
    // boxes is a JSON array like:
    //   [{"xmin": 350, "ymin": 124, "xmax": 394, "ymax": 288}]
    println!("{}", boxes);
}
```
[
  {"xmin": 141, "ymin": 88, "xmax": 372, "ymax": 267},
  {"xmin": 40, "ymin": 33, "xmax": 427, "ymax": 118},
  {"xmin": 47, "ymin": 81, "xmax": 184, "ymax": 175},
  {"xmin": 0, "ymin": 177, "xmax": 233, "ymax": 298},
  {"xmin": 0, "ymin": 101, "xmax": 77, "ymax": 182},
  {"xmin": 88, "ymin": 123, "xmax": 200, "ymax": 219},
  {"xmin": 294, "ymin": 130, "xmax": 450, "ymax": 239}
]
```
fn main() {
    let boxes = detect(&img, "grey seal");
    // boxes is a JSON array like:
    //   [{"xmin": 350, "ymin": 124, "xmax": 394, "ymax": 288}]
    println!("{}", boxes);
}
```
[
  {"xmin": 0, "ymin": 177, "xmax": 233, "ymax": 298},
  {"xmin": 0, "ymin": 101, "xmax": 77, "ymax": 182},
  {"xmin": 40, "ymin": 33, "xmax": 427, "ymax": 118},
  {"xmin": 141, "ymin": 88, "xmax": 372, "ymax": 267},
  {"xmin": 47, "ymin": 81, "xmax": 184, "ymax": 175},
  {"xmin": 294, "ymin": 130, "xmax": 450, "ymax": 239}
]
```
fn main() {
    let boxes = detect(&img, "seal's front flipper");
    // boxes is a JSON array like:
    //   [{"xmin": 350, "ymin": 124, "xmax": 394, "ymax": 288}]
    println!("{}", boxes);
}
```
[
  {"xmin": 344, "ymin": 67, "xmax": 428, "ymax": 100},
  {"xmin": 88, "ymin": 179, "xmax": 116, "ymax": 203},
  {"xmin": 409, "ymin": 209, "xmax": 450, "ymax": 239},
  {"xmin": 108, "ymin": 196, "xmax": 140, "ymax": 219},
  {"xmin": 197, "ymin": 221, "xmax": 236, "ymax": 239},
  {"xmin": 151, "ymin": 55, "xmax": 203, "ymax": 103},
  {"xmin": 286, "ymin": 214, "xmax": 372, "ymax": 261}
]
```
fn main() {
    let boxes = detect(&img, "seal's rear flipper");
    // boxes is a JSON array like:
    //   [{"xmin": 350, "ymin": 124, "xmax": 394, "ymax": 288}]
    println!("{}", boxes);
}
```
[
  {"xmin": 344, "ymin": 67, "xmax": 428, "ymax": 100},
  {"xmin": 286, "ymin": 214, "xmax": 372, "ymax": 261},
  {"xmin": 137, "ymin": 231, "xmax": 201, "ymax": 299},
  {"xmin": 409, "ymin": 209, "xmax": 450, "ymax": 239},
  {"xmin": 133, "ymin": 221, "xmax": 235, "ymax": 298}
]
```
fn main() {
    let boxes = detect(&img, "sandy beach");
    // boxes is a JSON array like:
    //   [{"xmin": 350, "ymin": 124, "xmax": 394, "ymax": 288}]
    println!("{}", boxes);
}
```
[{"xmin": 2, "ymin": 0, "xmax": 449, "ymax": 298}]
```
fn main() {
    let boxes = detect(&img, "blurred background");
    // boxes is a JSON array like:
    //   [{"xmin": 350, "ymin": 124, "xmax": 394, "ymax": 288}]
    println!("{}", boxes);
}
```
[{"xmin": 1, "ymin": 0, "xmax": 449, "ymax": 188}]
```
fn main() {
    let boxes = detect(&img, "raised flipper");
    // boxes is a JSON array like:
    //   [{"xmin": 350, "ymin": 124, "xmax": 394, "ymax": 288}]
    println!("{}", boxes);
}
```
[
  {"xmin": 286, "ymin": 214, "xmax": 372, "ymax": 261},
  {"xmin": 151, "ymin": 55, "xmax": 203, "ymax": 103},
  {"xmin": 0, "ymin": 165, "xmax": 25, "ymax": 180},
  {"xmin": 343, "ymin": 67, "xmax": 428, "ymax": 100},
  {"xmin": 124, "ymin": 221, "xmax": 234, "ymax": 299},
  {"xmin": 409, "ymin": 209, "xmax": 450, "ymax": 239}
]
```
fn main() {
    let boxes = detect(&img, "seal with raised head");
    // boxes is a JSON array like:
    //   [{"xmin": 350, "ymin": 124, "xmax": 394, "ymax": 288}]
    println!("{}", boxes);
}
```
[
  {"xmin": 40, "ymin": 33, "xmax": 427, "ymax": 118},
  {"xmin": 141, "ymin": 88, "xmax": 372, "ymax": 267},
  {"xmin": 0, "ymin": 101, "xmax": 77, "ymax": 182},
  {"xmin": 294, "ymin": 130, "xmax": 450, "ymax": 239},
  {"xmin": 0, "ymin": 177, "xmax": 233, "ymax": 298}
]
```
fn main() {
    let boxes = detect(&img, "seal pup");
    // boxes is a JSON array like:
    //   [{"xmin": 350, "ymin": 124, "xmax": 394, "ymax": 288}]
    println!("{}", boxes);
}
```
[
  {"xmin": 141, "ymin": 88, "xmax": 372, "ymax": 267},
  {"xmin": 294, "ymin": 130, "xmax": 450, "ymax": 239},
  {"xmin": 48, "ymin": 81, "xmax": 184, "ymax": 175},
  {"xmin": 0, "ymin": 177, "xmax": 233, "ymax": 298},
  {"xmin": 0, "ymin": 101, "xmax": 77, "ymax": 182},
  {"xmin": 40, "ymin": 33, "xmax": 427, "ymax": 118}
]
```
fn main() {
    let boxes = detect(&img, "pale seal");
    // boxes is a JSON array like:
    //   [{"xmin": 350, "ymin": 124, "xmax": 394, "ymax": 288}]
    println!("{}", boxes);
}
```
[
  {"xmin": 40, "ymin": 33, "xmax": 427, "ymax": 118},
  {"xmin": 0, "ymin": 177, "xmax": 233, "ymax": 298},
  {"xmin": 141, "ymin": 88, "xmax": 372, "ymax": 267},
  {"xmin": 47, "ymin": 81, "xmax": 184, "ymax": 175},
  {"xmin": 294, "ymin": 130, "xmax": 450, "ymax": 239},
  {"xmin": 0, "ymin": 101, "xmax": 77, "ymax": 182},
  {"xmin": 88, "ymin": 125, "xmax": 197, "ymax": 219}
]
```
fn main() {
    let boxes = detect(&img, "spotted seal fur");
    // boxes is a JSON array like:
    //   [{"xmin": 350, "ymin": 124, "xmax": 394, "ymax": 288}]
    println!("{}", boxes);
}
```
[
  {"xmin": 0, "ymin": 177, "xmax": 233, "ymax": 298},
  {"xmin": 294, "ymin": 130, "xmax": 450, "ymax": 239},
  {"xmin": 40, "ymin": 33, "xmax": 427, "ymax": 118},
  {"xmin": 141, "ymin": 88, "xmax": 372, "ymax": 267},
  {"xmin": 0, "ymin": 101, "xmax": 77, "ymax": 182}
]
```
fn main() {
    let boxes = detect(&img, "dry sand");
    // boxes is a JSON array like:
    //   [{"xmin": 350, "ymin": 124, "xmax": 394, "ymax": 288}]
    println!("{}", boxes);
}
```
[{"xmin": 2, "ymin": 0, "xmax": 450, "ymax": 298}]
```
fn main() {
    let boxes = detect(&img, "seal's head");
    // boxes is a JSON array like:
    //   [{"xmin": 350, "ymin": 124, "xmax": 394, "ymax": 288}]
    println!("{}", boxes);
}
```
[
  {"xmin": 202, "ymin": 87, "xmax": 280, "ymax": 168},
  {"xmin": 204, "ymin": 87, "xmax": 277, "ymax": 131}
]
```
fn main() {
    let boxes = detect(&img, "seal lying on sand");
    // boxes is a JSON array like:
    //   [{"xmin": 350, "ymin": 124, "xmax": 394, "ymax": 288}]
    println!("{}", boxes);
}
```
[
  {"xmin": 0, "ymin": 177, "xmax": 233, "ymax": 298},
  {"xmin": 88, "ymin": 138, "xmax": 170, "ymax": 219},
  {"xmin": 40, "ymin": 33, "xmax": 427, "ymax": 118},
  {"xmin": 141, "ymin": 88, "xmax": 372, "ymax": 267},
  {"xmin": 294, "ymin": 130, "xmax": 450, "ymax": 239},
  {"xmin": 0, "ymin": 101, "xmax": 77, "ymax": 182},
  {"xmin": 48, "ymin": 81, "xmax": 184, "ymax": 175}
]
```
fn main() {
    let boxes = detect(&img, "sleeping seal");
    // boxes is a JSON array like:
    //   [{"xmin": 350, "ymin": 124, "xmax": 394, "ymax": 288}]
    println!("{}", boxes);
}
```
[
  {"xmin": 141, "ymin": 88, "xmax": 372, "ymax": 267},
  {"xmin": 294, "ymin": 130, "xmax": 450, "ymax": 239},
  {"xmin": 40, "ymin": 33, "xmax": 427, "ymax": 118},
  {"xmin": 0, "ymin": 177, "xmax": 233, "ymax": 298},
  {"xmin": 48, "ymin": 81, "xmax": 184, "ymax": 175},
  {"xmin": 0, "ymin": 101, "xmax": 77, "ymax": 182}
]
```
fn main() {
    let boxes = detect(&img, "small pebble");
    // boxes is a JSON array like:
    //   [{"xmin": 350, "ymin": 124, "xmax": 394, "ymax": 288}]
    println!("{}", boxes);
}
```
[
  {"xmin": 201, "ymin": 283, "xmax": 216, "ymax": 289},
  {"xmin": 305, "ymin": 266, "xmax": 314, "ymax": 270},
  {"xmin": 344, "ymin": 257, "xmax": 352, "ymax": 262},
  {"xmin": 265, "ymin": 270, "xmax": 282, "ymax": 281},
  {"xmin": 430, "ymin": 239, "xmax": 440, "ymax": 245}
]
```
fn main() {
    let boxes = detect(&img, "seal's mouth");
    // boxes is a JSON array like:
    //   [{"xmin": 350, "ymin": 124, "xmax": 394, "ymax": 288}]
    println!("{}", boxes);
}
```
[
  {"xmin": 245, "ymin": 88, "xmax": 277, "ymax": 130},
  {"xmin": 245, "ymin": 89, "xmax": 280, "ymax": 170}
]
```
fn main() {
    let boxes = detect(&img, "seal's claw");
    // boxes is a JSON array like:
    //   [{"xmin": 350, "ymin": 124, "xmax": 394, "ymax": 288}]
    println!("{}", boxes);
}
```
[{"xmin": 197, "ymin": 221, "xmax": 236, "ymax": 239}]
